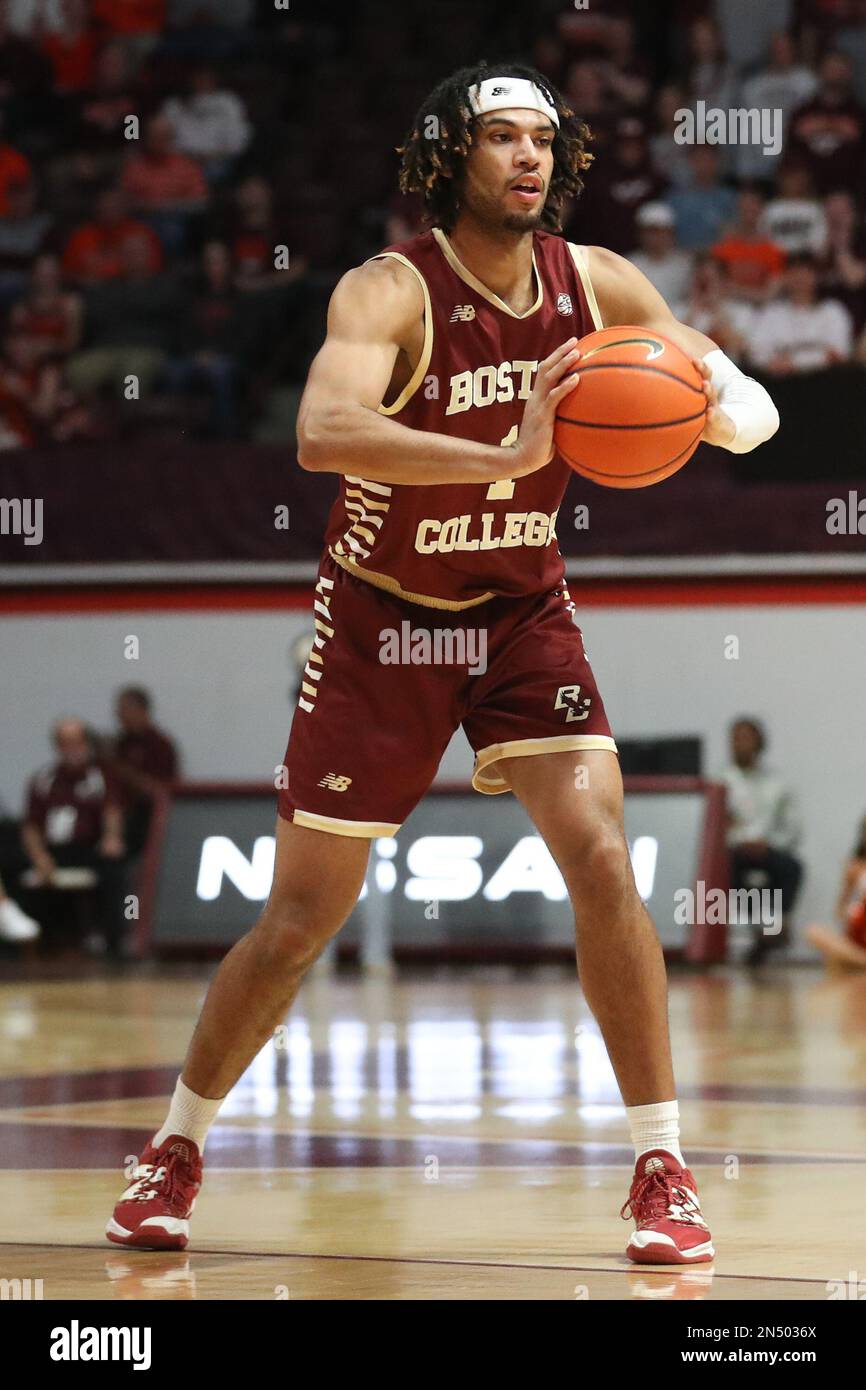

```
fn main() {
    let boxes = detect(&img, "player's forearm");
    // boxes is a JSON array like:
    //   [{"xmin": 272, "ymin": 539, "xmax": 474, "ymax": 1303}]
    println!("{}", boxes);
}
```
[{"xmin": 297, "ymin": 402, "xmax": 509, "ymax": 485}]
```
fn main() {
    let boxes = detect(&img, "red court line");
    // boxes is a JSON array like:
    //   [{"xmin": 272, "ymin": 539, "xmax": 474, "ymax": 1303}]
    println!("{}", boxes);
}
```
[{"xmin": 3, "ymin": 577, "xmax": 866, "ymax": 613}]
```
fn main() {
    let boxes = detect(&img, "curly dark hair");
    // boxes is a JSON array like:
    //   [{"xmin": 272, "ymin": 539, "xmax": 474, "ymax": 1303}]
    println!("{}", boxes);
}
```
[{"xmin": 397, "ymin": 60, "xmax": 593, "ymax": 234}]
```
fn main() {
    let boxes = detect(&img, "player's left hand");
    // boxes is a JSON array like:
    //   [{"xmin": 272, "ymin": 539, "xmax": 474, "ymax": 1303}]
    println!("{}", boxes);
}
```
[{"xmin": 692, "ymin": 357, "xmax": 737, "ymax": 448}]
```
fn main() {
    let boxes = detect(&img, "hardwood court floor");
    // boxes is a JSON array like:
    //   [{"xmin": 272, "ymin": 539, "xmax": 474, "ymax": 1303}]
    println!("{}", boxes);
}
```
[{"xmin": 1, "ymin": 962, "xmax": 865, "ymax": 1300}]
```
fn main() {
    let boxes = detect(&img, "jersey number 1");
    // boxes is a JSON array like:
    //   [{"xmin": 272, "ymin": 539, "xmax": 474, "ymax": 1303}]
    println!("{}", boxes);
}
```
[{"xmin": 485, "ymin": 425, "xmax": 518, "ymax": 500}]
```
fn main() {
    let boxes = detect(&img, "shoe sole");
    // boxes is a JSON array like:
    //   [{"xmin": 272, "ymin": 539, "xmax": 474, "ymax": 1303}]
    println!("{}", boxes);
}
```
[
  {"xmin": 627, "ymin": 1238, "xmax": 715, "ymax": 1265},
  {"xmin": 105, "ymin": 1217, "xmax": 189, "ymax": 1251}
]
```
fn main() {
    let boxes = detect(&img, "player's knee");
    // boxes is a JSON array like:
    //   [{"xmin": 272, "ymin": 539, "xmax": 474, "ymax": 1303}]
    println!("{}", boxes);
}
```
[
  {"xmin": 566, "ymin": 824, "xmax": 632, "ymax": 900},
  {"xmin": 254, "ymin": 894, "xmax": 339, "ymax": 968}
]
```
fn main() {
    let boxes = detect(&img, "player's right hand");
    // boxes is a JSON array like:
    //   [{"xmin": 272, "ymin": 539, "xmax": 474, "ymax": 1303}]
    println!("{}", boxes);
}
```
[{"xmin": 508, "ymin": 339, "xmax": 581, "ymax": 477}]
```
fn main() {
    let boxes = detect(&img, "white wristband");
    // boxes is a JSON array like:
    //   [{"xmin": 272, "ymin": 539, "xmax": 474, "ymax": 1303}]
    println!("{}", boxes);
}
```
[{"xmin": 702, "ymin": 348, "xmax": 780, "ymax": 454}]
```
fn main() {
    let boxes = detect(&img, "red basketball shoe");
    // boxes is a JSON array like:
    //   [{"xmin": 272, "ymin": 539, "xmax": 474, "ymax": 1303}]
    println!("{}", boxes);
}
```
[
  {"xmin": 106, "ymin": 1135, "xmax": 202, "ymax": 1250},
  {"xmin": 621, "ymin": 1149, "xmax": 714, "ymax": 1264}
]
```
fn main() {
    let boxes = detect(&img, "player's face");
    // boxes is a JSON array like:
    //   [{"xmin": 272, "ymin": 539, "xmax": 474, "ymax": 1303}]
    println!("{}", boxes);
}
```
[{"xmin": 462, "ymin": 111, "xmax": 555, "ymax": 233}]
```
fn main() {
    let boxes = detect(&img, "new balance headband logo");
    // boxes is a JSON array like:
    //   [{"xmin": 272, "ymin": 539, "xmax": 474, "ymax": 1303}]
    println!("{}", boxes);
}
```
[{"xmin": 491, "ymin": 86, "xmax": 510, "ymax": 96}]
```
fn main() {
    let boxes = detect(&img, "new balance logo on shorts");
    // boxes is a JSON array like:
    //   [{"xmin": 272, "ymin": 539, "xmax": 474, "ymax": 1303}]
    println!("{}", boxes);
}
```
[
  {"xmin": 317, "ymin": 773, "xmax": 352, "ymax": 791},
  {"xmin": 449, "ymin": 304, "xmax": 476, "ymax": 322}
]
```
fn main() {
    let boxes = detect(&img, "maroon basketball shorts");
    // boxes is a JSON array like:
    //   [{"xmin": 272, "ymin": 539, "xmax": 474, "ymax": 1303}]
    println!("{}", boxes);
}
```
[{"xmin": 278, "ymin": 552, "xmax": 616, "ymax": 838}]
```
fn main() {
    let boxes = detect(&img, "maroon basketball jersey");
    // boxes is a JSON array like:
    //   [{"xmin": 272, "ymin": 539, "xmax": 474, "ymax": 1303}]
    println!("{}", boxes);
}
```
[{"xmin": 323, "ymin": 227, "xmax": 602, "ymax": 609}]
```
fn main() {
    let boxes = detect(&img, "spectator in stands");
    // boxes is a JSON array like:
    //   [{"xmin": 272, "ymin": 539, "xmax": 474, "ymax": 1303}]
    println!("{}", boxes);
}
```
[
  {"xmin": 121, "ymin": 112, "xmax": 208, "ymax": 254},
  {"xmin": 628, "ymin": 201, "xmax": 693, "ymax": 304},
  {"xmin": 220, "ymin": 174, "xmax": 290, "ymax": 293},
  {"xmin": 0, "ymin": 0, "xmax": 51, "ymax": 132},
  {"xmin": 673, "ymin": 254, "xmax": 755, "ymax": 363},
  {"xmin": 161, "ymin": 0, "xmax": 254, "ymax": 60},
  {"xmin": 669, "ymin": 146, "xmax": 738, "ymax": 251},
  {"xmin": 8, "ymin": 253, "xmax": 82, "ymax": 361},
  {"xmin": 164, "ymin": 239, "xmax": 246, "ymax": 436},
  {"xmin": 805, "ymin": 812, "xmax": 866, "ymax": 969},
  {"xmin": 21, "ymin": 717, "xmax": 127, "ymax": 956},
  {"xmin": 110, "ymin": 686, "xmax": 179, "ymax": 855},
  {"xmin": 0, "ymin": 329, "xmax": 90, "ymax": 446},
  {"xmin": 0, "ymin": 116, "xmax": 31, "ymax": 217},
  {"xmin": 91, "ymin": 0, "xmax": 166, "ymax": 70},
  {"xmin": 747, "ymin": 252, "xmax": 853, "ymax": 373},
  {"xmin": 817, "ymin": 190, "xmax": 866, "ymax": 336},
  {"xmin": 598, "ymin": 14, "xmax": 652, "ymax": 114},
  {"xmin": 722, "ymin": 717, "xmax": 803, "ymax": 966},
  {"xmin": 161, "ymin": 63, "xmax": 251, "ymax": 182},
  {"xmin": 836, "ymin": 0, "xmax": 866, "ymax": 105},
  {"xmin": 787, "ymin": 51, "xmax": 866, "ymax": 195},
  {"xmin": 760, "ymin": 162, "xmax": 827, "ymax": 256},
  {"xmin": 569, "ymin": 117, "xmax": 667, "ymax": 255},
  {"xmin": 72, "ymin": 40, "xmax": 138, "ymax": 164},
  {"xmin": 736, "ymin": 31, "xmax": 819, "ymax": 181},
  {"xmin": 713, "ymin": 0, "xmax": 794, "ymax": 77},
  {"xmin": 40, "ymin": 0, "xmax": 98, "ymax": 94},
  {"xmin": 563, "ymin": 59, "xmax": 617, "ymax": 156},
  {"xmin": 0, "ymin": 178, "xmax": 53, "ymax": 305},
  {"xmin": 65, "ymin": 231, "xmax": 179, "ymax": 398},
  {"xmin": 684, "ymin": 15, "xmax": 737, "ymax": 176},
  {"xmin": 62, "ymin": 186, "xmax": 162, "ymax": 285},
  {"xmin": 649, "ymin": 83, "xmax": 693, "ymax": 189},
  {"xmin": 711, "ymin": 186, "xmax": 786, "ymax": 302}
]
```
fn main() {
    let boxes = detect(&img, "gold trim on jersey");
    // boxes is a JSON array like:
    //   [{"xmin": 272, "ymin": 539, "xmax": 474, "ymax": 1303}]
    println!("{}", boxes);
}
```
[
  {"xmin": 292, "ymin": 808, "xmax": 402, "ymax": 838},
  {"xmin": 297, "ymin": 573, "xmax": 335, "ymax": 713},
  {"xmin": 433, "ymin": 227, "xmax": 543, "ymax": 319},
  {"xmin": 472, "ymin": 733, "xmax": 618, "ymax": 793},
  {"xmin": 366, "ymin": 251, "xmax": 434, "ymax": 416},
  {"xmin": 333, "ymin": 474, "xmax": 394, "ymax": 562},
  {"xmin": 567, "ymin": 243, "xmax": 604, "ymax": 331},
  {"xmin": 328, "ymin": 547, "xmax": 496, "ymax": 610}
]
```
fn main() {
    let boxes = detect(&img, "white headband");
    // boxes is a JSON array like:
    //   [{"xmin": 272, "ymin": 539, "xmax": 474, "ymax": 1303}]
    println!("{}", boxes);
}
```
[{"xmin": 466, "ymin": 76, "xmax": 559, "ymax": 128}]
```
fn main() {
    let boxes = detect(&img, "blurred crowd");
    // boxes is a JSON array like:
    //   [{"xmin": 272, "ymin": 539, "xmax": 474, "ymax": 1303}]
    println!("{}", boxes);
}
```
[
  {"xmin": 2, "ymin": 0, "xmax": 866, "ymax": 452},
  {"xmin": 0, "ymin": 686, "xmax": 178, "ymax": 952}
]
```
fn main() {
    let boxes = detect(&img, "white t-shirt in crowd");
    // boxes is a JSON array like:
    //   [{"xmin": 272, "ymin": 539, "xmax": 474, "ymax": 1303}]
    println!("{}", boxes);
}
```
[
  {"xmin": 161, "ymin": 93, "xmax": 252, "ymax": 161},
  {"xmin": 760, "ymin": 199, "xmax": 827, "ymax": 256},
  {"xmin": 747, "ymin": 298, "xmax": 853, "ymax": 370},
  {"xmin": 722, "ymin": 763, "xmax": 801, "ymax": 852}
]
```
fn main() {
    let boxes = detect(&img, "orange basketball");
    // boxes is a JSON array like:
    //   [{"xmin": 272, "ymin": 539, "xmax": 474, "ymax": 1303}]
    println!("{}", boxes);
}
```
[{"xmin": 553, "ymin": 325, "xmax": 708, "ymax": 488}]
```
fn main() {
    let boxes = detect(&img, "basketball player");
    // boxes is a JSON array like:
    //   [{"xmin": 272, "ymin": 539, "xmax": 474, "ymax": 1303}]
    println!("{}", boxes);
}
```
[
  {"xmin": 107, "ymin": 63, "xmax": 779, "ymax": 1264},
  {"xmin": 806, "ymin": 814, "xmax": 866, "ymax": 968}
]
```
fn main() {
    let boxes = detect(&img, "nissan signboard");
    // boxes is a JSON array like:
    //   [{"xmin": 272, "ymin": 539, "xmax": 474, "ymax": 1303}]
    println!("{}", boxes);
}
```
[{"xmin": 140, "ymin": 780, "xmax": 728, "ymax": 961}]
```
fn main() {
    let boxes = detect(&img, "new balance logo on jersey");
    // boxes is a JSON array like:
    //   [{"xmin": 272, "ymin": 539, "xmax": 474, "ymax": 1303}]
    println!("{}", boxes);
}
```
[
  {"xmin": 317, "ymin": 773, "xmax": 352, "ymax": 791},
  {"xmin": 555, "ymin": 685, "xmax": 592, "ymax": 723},
  {"xmin": 449, "ymin": 304, "xmax": 476, "ymax": 322},
  {"xmin": 556, "ymin": 292, "xmax": 573, "ymax": 315}
]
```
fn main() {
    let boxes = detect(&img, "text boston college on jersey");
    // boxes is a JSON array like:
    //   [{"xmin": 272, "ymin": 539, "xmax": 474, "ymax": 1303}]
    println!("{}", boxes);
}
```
[{"xmin": 325, "ymin": 225, "xmax": 599, "ymax": 588}]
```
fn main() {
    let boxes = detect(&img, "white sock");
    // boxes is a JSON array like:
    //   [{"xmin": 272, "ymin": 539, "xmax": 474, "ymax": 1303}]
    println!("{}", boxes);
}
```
[
  {"xmin": 626, "ymin": 1099, "xmax": 684, "ymax": 1166},
  {"xmin": 152, "ymin": 1077, "xmax": 224, "ymax": 1153}
]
